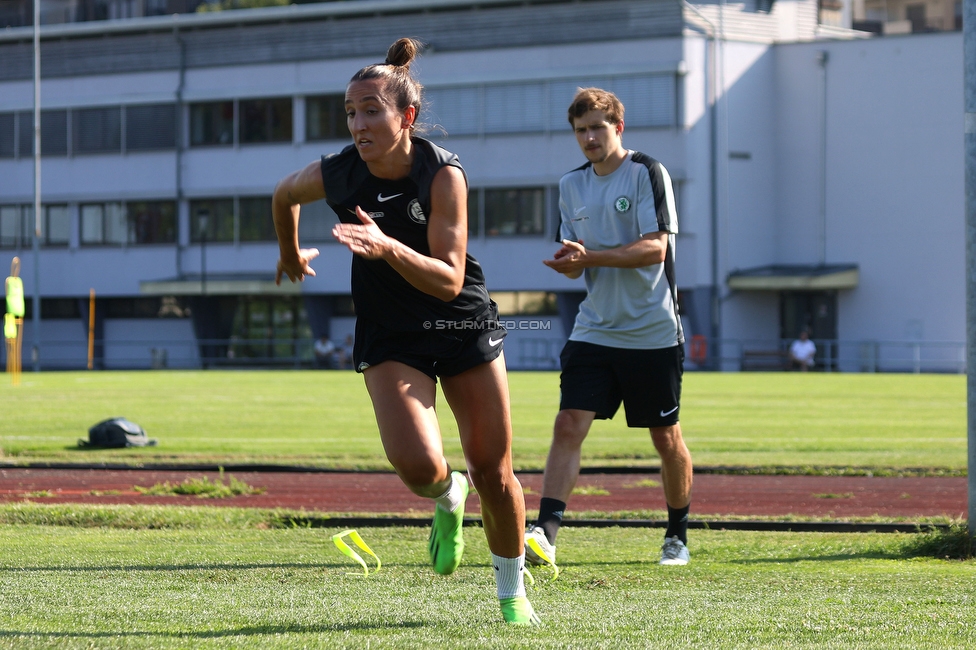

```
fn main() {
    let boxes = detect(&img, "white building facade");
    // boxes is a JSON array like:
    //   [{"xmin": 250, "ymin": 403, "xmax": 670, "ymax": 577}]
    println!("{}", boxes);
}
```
[{"xmin": 0, "ymin": 0, "xmax": 963, "ymax": 371}]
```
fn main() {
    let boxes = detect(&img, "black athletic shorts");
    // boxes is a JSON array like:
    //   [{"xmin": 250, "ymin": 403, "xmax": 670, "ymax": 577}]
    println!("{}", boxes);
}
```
[
  {"xmin": 352, "ymin": 308, "xmax": 507, "ymax": 381},
  {"xmin": 559, "ymin": 340, "xmax": 684, "ymax": 428}
]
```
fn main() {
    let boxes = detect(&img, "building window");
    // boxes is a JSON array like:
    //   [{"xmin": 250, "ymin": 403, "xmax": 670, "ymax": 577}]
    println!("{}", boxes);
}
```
[
  {"xmin": 185, "ymin": 196, "xmax": 290, "ymax": 244},
  {"xmin": 72, "ymin": 106, "xmax": 121, "ymax": 154},
  {"xmin": 484, "ymin": 187, "xmax": 546, "ymax": 236},
  {"xmin": 0, "ymin": 205, "xmax": 31, "ymax": 248},
  {"xmin": 190, "ymin": 101, "xmax": 234, "ymax": 147},
  {"xmin": 40, "ymin": 205, "xmax": 70, "ymax": 247},
  {"xmin": 467, "ymin": 189, "xmax": 481, "ymax": 238},
  {"xmin": 42, "ymin": 110, "xmax": 68, "ymax": 156},
  {"xmin": 0, "ymin": 112, "xmax": 13, "ymax": 158},
  {"xmin": 239, "ymin": 197, "xmax": 275, "ymax": 242},
  {"xmin": 126, "ymin": 104, "xmax": 177, "ymax": 151},
  {"xmin": 81, "ymin": 203, "xmax": 126, "ymax": 245},
  {"xmin": 190, "ymin": 199, "xmax": 235, "ymax": 243},
  {"xmin": 230, "ymin": 296, "xmax": 311, "ymax": 361},
  {"xmin": 906, "ymin": 3, "xmax": 927, "ymax": 32},
  {"xmin": 104, "ymin": 297, "xmax": 181, "ymax": 319},
  {"xmin": 16, "ymin": 109, "xmax": 68, "ymax": 156},
  {"xmin": 297, "ymin": 199, "xmax": 340, "ymax": 242},
  {"xmin": 306, "ymin": 94, "xmax": 346, "ymax": 141},
  {"xmin": 484, "ymin": 83, "xmax": 547, "ymax": 134},
  {"xmin": 425, "ymin": 86, "xmax": 481, "ymax": 136},
  {"xmin": 42, "ymin": 298, "xmax": 82, "ymax": 319},
  {"xmin": 491, "ymin": 291, "xmax": 558, "ymax": 315},
  {"xmin": 16, "ymin": 111, "xmax": 32, "ymax": 156},
  {"xmin": 239, "ymin": 98, "xmax": 292, "ymax": 144},
  {"xmin": 425, "ymin": 73, "xmax": 677, "ymax": 139},
  {"xmin": 127, "ymin": 201, "xmax": 176, "ymax": 244}
]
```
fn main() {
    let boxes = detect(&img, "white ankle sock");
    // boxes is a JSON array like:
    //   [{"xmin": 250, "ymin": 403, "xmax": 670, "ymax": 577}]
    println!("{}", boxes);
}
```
[
  {"xmin": 491, "ymin": 553, "xmax": 526, "ymax": 599},
  {"xmin": 433, "ymin": 472, "xmax": 465, "ymax": 513}
]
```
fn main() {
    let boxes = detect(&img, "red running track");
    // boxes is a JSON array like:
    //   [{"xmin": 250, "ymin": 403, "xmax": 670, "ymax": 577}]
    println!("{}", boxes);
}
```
[{"xmin": 0, "ymin": 468, "xmax": 966, "ymax": 519}]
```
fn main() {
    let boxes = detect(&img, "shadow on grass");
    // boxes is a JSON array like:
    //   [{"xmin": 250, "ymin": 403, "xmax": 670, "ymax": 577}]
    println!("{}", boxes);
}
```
[
  {"xmin": 0, "ymin": 560, "xmax": 438, "ymax": 573},
  {"xmin": 0, "ymin": 561, "xmax": 345, "ymax": 573},
  {"xmin": 730, "ymin": 524, "xmax": 975, "ymax": 564},
  {"xmin": 0, "ymin": 621, "xmax": 428, "ymax": 638},
  {"xmin": 901, "ymin": 524, "xmax": 974, "ymax": 560}
]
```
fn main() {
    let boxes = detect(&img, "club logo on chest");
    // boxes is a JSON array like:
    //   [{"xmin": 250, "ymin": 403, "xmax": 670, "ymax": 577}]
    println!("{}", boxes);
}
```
[{"xmin": 408, "ymin": 199, "xmax": 427, "ymax": 224}]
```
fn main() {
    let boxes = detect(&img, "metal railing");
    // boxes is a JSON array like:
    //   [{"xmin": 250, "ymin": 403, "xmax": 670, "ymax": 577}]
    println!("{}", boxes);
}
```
[
  {"xmin": 714, "ymin": 339, "xmax": 966, "ymax": 374},
  {"xmin": 1, "ymin": 336, "xmax": 968, "ymax": 374}
]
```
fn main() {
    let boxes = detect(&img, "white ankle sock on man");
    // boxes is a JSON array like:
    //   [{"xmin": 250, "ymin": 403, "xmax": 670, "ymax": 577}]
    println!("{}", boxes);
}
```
[
  {"xmin": 433, "ymin": 472, "xmax": 465, "ymax": 513},
  {"xmin": 491, "ymin": 553, "xmax": 527, "ymax": 599}
]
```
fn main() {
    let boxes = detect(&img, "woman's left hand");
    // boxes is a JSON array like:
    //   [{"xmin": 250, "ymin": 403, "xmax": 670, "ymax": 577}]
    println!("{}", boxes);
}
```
[{"xmin": 332, "ymin": 207, "xmax": 394, "ymax": 260}]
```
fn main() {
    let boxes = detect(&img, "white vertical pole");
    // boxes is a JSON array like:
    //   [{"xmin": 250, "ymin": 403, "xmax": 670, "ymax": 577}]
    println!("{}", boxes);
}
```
[
  {"xmin": 31, "ymin": 0, "xmax": 41, "ymax": 372},
  {"xmin": 964, "ymin": 0, "xmax": 976, "ymax": 538}
]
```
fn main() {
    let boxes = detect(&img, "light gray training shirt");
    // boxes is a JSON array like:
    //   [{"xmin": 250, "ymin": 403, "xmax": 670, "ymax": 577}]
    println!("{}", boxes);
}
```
[{"xmin": 557, "ymin": 150, "xmax": 683, "ymax": 350}]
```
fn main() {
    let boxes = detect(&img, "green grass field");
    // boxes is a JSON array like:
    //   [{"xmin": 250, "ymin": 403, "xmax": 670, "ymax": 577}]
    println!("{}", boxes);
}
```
[
  {"xmin": 0, "ymin": 370, "xmax": 966, "ymax": 471},
  {"xmin": 0, "ymin": 372, "xmax": 972, "ymax": 647},
  {"xmin": 0, "ymin": 504, "xmax": 973, "ymax": 649}
]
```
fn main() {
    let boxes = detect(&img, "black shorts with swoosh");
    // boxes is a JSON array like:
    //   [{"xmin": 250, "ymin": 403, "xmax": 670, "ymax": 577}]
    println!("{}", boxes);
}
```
[
  {"xmin": 559, "ymin": 341, "xmax": 683, "ymax": 428},
  {"xmin": 353, "ymin": 302, "xmax": 507, "ymax": 380}
]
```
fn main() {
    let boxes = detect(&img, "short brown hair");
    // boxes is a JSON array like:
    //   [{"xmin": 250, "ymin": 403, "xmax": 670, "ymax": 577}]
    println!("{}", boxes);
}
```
[{"xmin": 567, "ymin": 87, "xmax": 624, "ymax": 127}]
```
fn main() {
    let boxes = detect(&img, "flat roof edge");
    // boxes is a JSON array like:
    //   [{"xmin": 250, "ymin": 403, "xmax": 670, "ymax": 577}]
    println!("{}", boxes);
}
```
[
  {"xmin": 0, "ymin": 0, "xmax": 648, "ymax": 43},
  {"xmin": 140, "ymin": 278, "xmax": 301, "ymax": 296}
]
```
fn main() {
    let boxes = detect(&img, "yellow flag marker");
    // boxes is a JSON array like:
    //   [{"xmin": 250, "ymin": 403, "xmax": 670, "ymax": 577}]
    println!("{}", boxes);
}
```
[
  {"xmin": 332, "ymin": 529, "xmax": 381, "ymax": 576},
  {"xmin": 3, "ymin": 313, "xmax": 15, "ymax": 340}
]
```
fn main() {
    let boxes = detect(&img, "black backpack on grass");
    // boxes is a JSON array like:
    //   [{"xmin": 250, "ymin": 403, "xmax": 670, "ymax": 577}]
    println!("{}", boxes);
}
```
[{"xmin": 79, "ymin": 418, "xmax": 157, "ymax": 448}]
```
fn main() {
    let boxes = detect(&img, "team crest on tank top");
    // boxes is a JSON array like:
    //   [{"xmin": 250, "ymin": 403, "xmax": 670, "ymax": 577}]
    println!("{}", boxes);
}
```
[{"xmin": 408, "ymin": 199, "xmax": 426, "ymax": 224}]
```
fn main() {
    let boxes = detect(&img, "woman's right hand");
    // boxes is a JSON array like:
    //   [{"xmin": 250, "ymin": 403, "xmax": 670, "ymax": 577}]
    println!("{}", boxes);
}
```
[{"xmin": 275, "ymin": 248, "xmax": 320, "ymax": 285}]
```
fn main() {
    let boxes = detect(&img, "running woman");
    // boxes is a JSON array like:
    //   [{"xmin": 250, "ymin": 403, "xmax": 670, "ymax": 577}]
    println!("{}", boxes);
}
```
[
  {"xmin": 272, "ymin": 38, "xmax": 538, "ymax": 625},
  {"xmin": 525, "ymin": 87, "xmax": 694, "ymax": 569}
]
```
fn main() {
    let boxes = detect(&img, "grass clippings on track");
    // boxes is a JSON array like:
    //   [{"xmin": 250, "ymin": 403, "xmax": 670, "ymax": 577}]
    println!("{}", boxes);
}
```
[
  {"xmin": 0, "ymin": 504, "xmax": 973, "ymax": 649},
  {"xmin": 134, "ymin": 469, "xmax": 265, "ymax": 499}
]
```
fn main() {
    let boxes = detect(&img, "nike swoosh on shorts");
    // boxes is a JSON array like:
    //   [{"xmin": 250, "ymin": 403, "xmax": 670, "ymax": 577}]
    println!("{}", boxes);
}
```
[{"xmin": 659, "ymin": 406, "xmax": 679, "ymax": 417}]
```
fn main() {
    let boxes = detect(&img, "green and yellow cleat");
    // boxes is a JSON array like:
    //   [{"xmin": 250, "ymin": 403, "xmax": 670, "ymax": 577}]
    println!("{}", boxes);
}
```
[
  {"xmin": 428, "ymin": 471, "xmax": 468, "ymax": 575},
  {"xmin": 500, "ymin": 596, "xmax": 541, "ymax": 626}
]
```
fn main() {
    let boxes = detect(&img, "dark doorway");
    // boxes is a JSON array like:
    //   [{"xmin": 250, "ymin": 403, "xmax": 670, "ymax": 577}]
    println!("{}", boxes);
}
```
[{"xmin": 780, "ymin": 291, "xmax": 837, "ymax": 369}]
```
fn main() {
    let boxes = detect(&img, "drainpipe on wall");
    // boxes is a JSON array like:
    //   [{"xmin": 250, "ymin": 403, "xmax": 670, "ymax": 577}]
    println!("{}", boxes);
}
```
[{"xmin": 818, "ymin": 50, "xmax": 829, "ymax": 266}]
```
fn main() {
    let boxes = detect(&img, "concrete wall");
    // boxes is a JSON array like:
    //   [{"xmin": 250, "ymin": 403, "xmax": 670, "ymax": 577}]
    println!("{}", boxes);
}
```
[{"xmin": 773, "ymin": 32, "xmax": 963, "ymax": 345}]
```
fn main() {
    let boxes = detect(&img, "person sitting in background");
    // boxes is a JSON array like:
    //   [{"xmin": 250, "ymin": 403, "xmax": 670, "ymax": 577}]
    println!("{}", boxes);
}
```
[
  {"xmin": 313, "ymin": 336, "xmax": 339, "ymax": 369},
  {"xmin": 789, "ymin": 330, "xmax": 816, "ymax": 371},
  {"xmin": 337, "ymin": 334, "xmax": 354, "ymax": 369}
]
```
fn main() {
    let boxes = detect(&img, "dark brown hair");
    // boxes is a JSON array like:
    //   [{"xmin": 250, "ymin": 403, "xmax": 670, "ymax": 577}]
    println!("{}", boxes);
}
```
[
  {"xmin": 567, "ymin": 87, "xmax": 625, "ymax": 127},
  {"xmin": 349, "ymin": 38, "xmax": 425, "ymax": 130}
]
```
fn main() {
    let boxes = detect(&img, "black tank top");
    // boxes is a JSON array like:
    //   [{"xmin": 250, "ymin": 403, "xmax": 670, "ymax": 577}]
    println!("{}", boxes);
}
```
[{"xmin": 321, "ymin": 137, "xmax": 491, "ymax": 332}]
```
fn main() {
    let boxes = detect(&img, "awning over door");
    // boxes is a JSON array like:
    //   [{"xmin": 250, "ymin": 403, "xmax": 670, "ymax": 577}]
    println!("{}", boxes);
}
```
[{"xmin": 727, "ymin": 264, "xmax": 859, "ymax": 291}]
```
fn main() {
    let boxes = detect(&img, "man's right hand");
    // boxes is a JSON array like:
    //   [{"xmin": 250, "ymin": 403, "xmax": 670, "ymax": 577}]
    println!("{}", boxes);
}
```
[{"xmin": 544, "ymin": 239, "xmax": 586, "ymax": 279}]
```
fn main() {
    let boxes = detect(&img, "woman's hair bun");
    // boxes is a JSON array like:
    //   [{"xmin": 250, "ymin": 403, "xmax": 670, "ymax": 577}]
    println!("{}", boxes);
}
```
[{"xmin": 385, "ymin": 38, "xmax": 421, "ymax": 69}]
